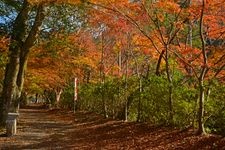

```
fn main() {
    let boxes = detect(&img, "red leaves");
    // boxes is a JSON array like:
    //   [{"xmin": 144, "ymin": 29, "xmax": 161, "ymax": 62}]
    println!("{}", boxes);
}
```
[{"xmin": 23, "ymin": 0, "xmax": 225, "ymax": 91}]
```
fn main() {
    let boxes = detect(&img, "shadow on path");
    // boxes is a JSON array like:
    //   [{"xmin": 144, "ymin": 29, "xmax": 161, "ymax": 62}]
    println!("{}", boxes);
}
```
[{"xmin": 0, "ymin": 104, "xmax": 225, "ymax": 150}]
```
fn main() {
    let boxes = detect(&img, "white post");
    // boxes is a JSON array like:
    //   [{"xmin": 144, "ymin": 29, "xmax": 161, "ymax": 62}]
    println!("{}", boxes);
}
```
[
  {"xmin": 6, "ymin": 113, "xmax": 19, "ymax": 136},
  {"xmin": 74, "ymin": 77, "xmax": 78, "ymax": 113}
]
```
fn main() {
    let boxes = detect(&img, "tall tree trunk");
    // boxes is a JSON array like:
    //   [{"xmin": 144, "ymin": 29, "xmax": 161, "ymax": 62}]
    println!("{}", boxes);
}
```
[
  {"xmin": 0, "ymin": 50, "xmax": 20, "ymax": 123},
  {"xmin": 16, "ymin": 3, "xmax": 45, "ymax": 110},
  {"xmin": 185, "ymin": 0, "xmax": 193, "ymax": 77},
  {"xmin": 130, "ymin": 47, "xmax": 142, "ymax": 122},
  {"xmin": 124, "ymin": 53, "xmax": 128, "ymax": 121},
  {"xmin": 55, "ymin": 88, "xmax": 63, "ymax": 105},
  {"xmin": 116, "ymin": 50, "xmax": 122, "ymax": 119},
  {"xmin": 15, "ymin": 52, "xmax": 28, "ymax": 111},
  {"xmin": 124, "ymin": 33, "xmax": 131, "ymax": 122},
  {"xmin": 0, "ymin": 1, "xmax": 45, "ymax": 125},
  {"xmin": 156, "ymin": 50, "xmax": 165, "ymax": 76},
  {"xmin": 197, "ymin": 0, "xmax": 207, "ymax": 135},
  {"xmin": 197, "ymin": 79, "xmax": 206, "ymax": 134},
  {"xmin": 0, "ymin": 0, "xmax": 30, "ymax": 125},
  {"xmin": 165, "ymin": 45, "xmax": 174, "ymax": 125},
  {"xmin": 137, "ymin": 77, "xmax": 142, "ymax": 122},
  {"xmin": 100, "ymin": 33, "xmax": 108, "ymax": 118}
]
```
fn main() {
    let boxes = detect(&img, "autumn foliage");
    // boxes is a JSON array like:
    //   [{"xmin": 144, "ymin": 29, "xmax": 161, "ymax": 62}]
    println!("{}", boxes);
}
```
[{"xmin": 0, "ymin": 0, "xmax": 225, "ymax": 135}]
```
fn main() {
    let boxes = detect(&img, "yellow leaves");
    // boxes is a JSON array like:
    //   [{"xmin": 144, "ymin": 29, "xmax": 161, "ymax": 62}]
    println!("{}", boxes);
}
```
[
  {"xmin": 26, "ymin": 67, "xmax": 64, "ymax": 90},
  {"xmin": 157, "ymin": 14, "xmax": 164, "ymax": 22},
  {"xmin": 113, "ymin": 41, "xmax": 122, "ymax": 53},
  {"xmin": 0, "ymin": 37, "xmax": 9, "ymax": 52},
  {"xmin": 111, "ymin": 65, "xmax": 120, "ymax": 72},
  {"xmin": 132, "ymin": 34, "xmax": 152, "ymax": 54},
  {"xmin": 156, "ymin": 1, "xmax": 181, "ymax": 14},
  {"xmin": 174, "ymin": 21, "xmax": 184, "ymax": 30},
  {"xmin": 73, "ymin": 54, "xmax": 99, "ymax": 69}
]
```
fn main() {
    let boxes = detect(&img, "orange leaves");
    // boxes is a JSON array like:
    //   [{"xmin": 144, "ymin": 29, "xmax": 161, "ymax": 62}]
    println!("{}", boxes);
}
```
[
  {"xmin": 86, "ymin": 0, "xmax": 224, "ymax": 81},
  {"xmin": 204, "ymin": 6, "xmax": 225, "ymax": 39},
  {"xmin": 28, "ymin": 0, "xmax": 81, "ymax": 5},
  {"xmin": 26, "ymin": 27, "xmax": 101, "ymax": 91},
  {"xmin": 155, "ymin": 0, "xmax": 181, "ymax": 14},
  {"xmin": 91, "ymin": 0, "xmax": 129, "ymax": 4},
  {"xmin": 68, "ymin": 31, "xmax": 100, "ymax": 70},
  {"xmin": 73, "ymin": 54, "xmax": 100, "ymax": 70},
  {"xmin": 23, "ymin": 0, "xmax": 225, "ymax": 92},
  {"xmin": 157, "ymin": 14, "xmax": 164, "ymax": 22},
  {"xmin": 28, "ymin": 0, "xmax": 129, "ymax": 6},
  {"xmin": 174, "ymin": 21, "xmax": 185, "ymax": 30},
  {"xmin": 0, "ymin": 37, "xmax": 9, "ymax": 52},
  {"xmin": 132, "ymin": 34, "xmax": 152, "ymax": 54}
]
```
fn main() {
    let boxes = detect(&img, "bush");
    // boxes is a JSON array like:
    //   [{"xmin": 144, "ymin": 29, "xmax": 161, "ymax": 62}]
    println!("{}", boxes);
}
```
[
  {"xmin": 60, "ymin": 84, "xmax": 74, "ymax": 110},
  {"xmin": 205, "ymin": 82, "xmax": 225, "ymax": 135}
]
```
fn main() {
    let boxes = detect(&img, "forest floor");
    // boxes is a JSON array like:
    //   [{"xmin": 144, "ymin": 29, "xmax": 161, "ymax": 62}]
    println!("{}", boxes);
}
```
[{"xmin": 0, "ymin": 104, "xmax": 225, "ymax": 150}]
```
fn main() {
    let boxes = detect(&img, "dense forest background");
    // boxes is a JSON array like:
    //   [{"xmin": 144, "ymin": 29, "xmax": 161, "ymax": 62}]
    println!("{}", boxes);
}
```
[{"xmin": 0, "ymin": 0, "xmax": 224, "ymax": 135}]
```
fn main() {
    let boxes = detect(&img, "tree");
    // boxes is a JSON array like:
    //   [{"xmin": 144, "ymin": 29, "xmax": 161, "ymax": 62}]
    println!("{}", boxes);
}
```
[
  {"xmin": 0, "ymin": 0, "xmax": 45, "ymax": 125},
  {"xmin": 173, "ymin": 0, "xmax": 225, "ymax": 134},
  {"xmin": 0, "ymin": 0, "xmax": 89, "ymax": 125},
  {"xmin": 86, "ymin": 0, "xmax": 224, "ymax": 131},
  {"xmin": 91, "ymin": 0, "xmax": 189, "ymax": 124},
  {"xmin": 25, "ymin": 28, "xmax": 99, "ymax": 107}
]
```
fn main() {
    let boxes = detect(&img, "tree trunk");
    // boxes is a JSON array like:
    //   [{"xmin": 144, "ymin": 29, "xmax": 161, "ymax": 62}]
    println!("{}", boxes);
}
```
[
  {"xmin": 156, "ymin": 50, "xmax": 165, "ymax": 76},
  {"xmin": 130, "ymin": 47, "xmax": 142, "ymax": 122},
  {"xmin": 197, "ymin": 0, "xmax": 207, "ymax": 135},
  {"xmin": 0, "ymin": 52, "xmax": 20, "ymax": 124},
  {"xmin": 137, "ymin": 78, "xmax": 142, "ymax": 122},
  {"xmin": 55, "ymin": 88, "xmax": 63, "ymax": 107},
  {"xmin": 124, "ymin": 33, "xmax": 131, "ymax": 122},
  {"xmin": 15, "ymin": 53, "xmax": 28, "ymax": 111},
  {"xmin": 168, "ymin": 82, "xmax": 173, "ymax": 125},
  {"xmin": 165, "ymin": 45, "xmax": 174, "ymax": 125},
  {"xmin": 115, "ymin": 50, "xmax": 122, "ymax": 119},
  {"xmin": 124, "ymin": 58, "xmax": 128, "ymax": 121},
  {"xmin": 186, "ymin": 0, "xmax": 193, "ymax": 77},
  {"xmin": 0, "ymin": 1, "xmax": 45, "ymax": 125},
  {"xmin": 0, "ymin": 0, "xmax": 30, "ymax": 125},
  {"xmin": 100, "ymin": 33, "xmax": 108, "ymax": 118},
  {"xmin": 197, "ymin": 80, "xmax": 206, "ymax": 134}
]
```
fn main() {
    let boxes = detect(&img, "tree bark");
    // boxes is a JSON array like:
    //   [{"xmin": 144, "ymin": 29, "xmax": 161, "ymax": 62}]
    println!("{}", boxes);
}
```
[
  {"xmin": 137, "ymin": 78, "xmax": 142, "ymax": 122},
  {"xmin": 155, "ymin": 50, "xmax": 165, "ymax": 76},
  {"xmin": 197, "ymin": 80, "xmax": 206, "ymax": 134},
  {"xmin": 16, "ymin": 3, "xmax": 46, "ymax": 111},
  {"xmin": 124, "ymin": 52, "xmax": 128, "ymax": 121},
  {"xmin": 124, "ymin": 33, "xmax": 131, "ymax": 122},
  {"xmin": 100, "ymin": 33, "xmax": 108, "ymax": 118},
  {"xmin": 55, "ymin": 88, "xmax": 63, "ymax": 107},
  {"xmin": 0, "ymin": 1, "xmax": 45, "ymax": 125},
  {"xmin": 0, "ymin": 0, "xmax": 30, "ymax": 125},
  {"xmin": 165, "ymin": 45, "xmax": 174, "ymax": 125},
  {"xmin": 197, "ymin": 0, "xmax": 207, "ymax": 135}
]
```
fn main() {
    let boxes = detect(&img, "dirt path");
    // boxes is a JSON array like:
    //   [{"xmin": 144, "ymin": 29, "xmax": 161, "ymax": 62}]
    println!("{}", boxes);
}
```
[{"xmin": 0, "ymin": 104, "xmax": 225, "ymax": 150}]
